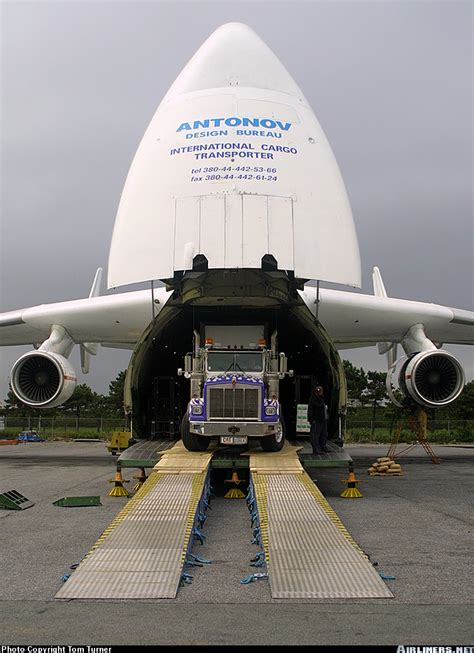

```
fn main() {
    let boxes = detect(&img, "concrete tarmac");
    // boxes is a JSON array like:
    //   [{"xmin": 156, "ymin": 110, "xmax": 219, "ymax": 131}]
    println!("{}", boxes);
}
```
[{"xmin": 0, "ymin": 441, "xmax": 472, "ymax": 645}]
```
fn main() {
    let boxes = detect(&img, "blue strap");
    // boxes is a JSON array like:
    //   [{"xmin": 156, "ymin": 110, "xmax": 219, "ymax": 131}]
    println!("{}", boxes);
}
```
[
  {"xmin": 188, "ymin": 553, "xmax": 212, "ymax": 565},
  {"xmin": 180, "ymin": 572, "xmax": 193, "ymax": 585},
  {"xmin": 251, "ymin": 525, "xmax": 261, "ymax": 545},
  {"xmin": 240, "ymin": 573, "xmax": 268, "ymax": 584},
  {"xmin": 250, "ymin": 558, "xmax": 265, "ymax": 568},
  {"xmin": 192, "ymin": 527, "xmax": 206, "ymax": 544},
  {"xmin": 185, "ymin": 559, "xmax": 203, "ymax": 568},
  {"xmin": 250, "ymin": 552, "xmax": 265, "ymax": 563},
  {"xmin": 379, "ymin": 572, "xmax": 396, "ymax": 580}
]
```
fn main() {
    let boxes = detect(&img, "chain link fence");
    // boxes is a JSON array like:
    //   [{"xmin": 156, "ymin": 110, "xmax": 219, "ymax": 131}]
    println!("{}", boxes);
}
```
[
  {"xmin": 0, "ymin": 414, "xmax": 472, "ymax": 442},
  {"xmin": 345, "ymin": 419, "xmax": 473, "ymax": 443},
  {"xmin": 0, "ymin": 416, "xmax": 128, "ymax": 439}
]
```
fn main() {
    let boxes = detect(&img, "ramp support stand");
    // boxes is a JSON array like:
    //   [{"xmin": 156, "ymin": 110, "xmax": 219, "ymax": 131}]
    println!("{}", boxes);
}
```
[{"xmin": 388, "ymin": 408, "xmax": 440, "ymax": 464}]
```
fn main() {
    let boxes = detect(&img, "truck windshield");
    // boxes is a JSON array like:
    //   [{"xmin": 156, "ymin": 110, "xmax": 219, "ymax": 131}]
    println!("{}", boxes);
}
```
[{"xmin": 207, "ymin": 352, "xmax": 263, "ymax": 373}]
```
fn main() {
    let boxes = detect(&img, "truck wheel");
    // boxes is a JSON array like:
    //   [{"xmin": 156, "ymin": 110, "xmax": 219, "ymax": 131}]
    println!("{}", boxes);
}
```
[
  {"xmin": 181, "ymin": 413, "xmax": 209, "ymax": 452},
  {"xmin": 260, "ymin": 418, "xmax": 285, "ymax": 452}
]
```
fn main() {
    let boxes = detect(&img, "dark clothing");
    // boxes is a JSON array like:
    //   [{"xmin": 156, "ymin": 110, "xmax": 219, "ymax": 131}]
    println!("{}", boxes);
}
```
[
  {"xmin": 310, "ymin": 419, "xmax": 328, "ymax": 454},
  {"xmin": 308, "ymin": 395, "xmax": 328, "ymax": 454},
  {"xmin": 307, "ymin": 395, "xmax": 326, "ymax": 422}
]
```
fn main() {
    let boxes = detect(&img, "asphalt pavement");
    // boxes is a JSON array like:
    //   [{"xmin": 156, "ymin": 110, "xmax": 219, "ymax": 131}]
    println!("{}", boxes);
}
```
[{"xmin": 0, "ymin": 441, "xmax": 472, "ymax": 645}]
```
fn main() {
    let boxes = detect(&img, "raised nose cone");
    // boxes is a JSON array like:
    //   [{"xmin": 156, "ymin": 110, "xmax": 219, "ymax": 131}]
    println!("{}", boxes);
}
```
[
  {"xmin": 164, "ymin": 22, "xmax": 305, "ymax": 101},
  {"xmin": 108, "ymin": 22, "xmax": 361, "ymax": 290}
]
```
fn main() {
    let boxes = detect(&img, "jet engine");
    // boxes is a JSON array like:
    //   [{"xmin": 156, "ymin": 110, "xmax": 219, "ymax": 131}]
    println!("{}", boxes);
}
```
[
  {"xmin": 388, "ymin": 350, "xmax": 465, "ymax": 409},
  {"xmin": 11, "ymin": 351, "xmax": 77, "ymax": 408}
]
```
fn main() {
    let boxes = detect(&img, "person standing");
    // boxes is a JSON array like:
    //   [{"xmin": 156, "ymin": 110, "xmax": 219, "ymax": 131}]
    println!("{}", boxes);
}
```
[{"xmin": 307, "ymin": 385, "xmax": 330, "ymax": 454}]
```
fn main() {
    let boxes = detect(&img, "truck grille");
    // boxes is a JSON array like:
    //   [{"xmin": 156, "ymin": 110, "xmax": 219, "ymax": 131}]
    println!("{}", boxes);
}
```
[{"xmin": 208, "ymin": 386, "xmax": 260, "ymax": 419}]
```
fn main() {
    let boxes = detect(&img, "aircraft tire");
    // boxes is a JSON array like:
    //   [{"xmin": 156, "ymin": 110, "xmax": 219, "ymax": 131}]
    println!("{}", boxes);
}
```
[
  {"xmin": 260, "ymin": 416, "xmax": 285, "ymax": 452},
  {"xmin": 181, "ymin": 413, "xmax": 209, "ymax": 452}
]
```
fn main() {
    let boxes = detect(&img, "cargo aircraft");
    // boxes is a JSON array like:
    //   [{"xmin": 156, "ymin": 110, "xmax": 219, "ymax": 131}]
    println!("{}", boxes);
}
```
[{"xmin": 1, "ymin": 23, "xmax": 473, "ymax": 451}]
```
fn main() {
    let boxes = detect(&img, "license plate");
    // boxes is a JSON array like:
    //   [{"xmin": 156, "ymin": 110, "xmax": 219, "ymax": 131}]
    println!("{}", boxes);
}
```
[{"xmin": 220, "ymin": 436, "xmax": 248, "ymax": 445}]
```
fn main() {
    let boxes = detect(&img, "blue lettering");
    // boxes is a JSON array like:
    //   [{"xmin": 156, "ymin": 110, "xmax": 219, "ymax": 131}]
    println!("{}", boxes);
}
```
[
  {"xmin": 242, "ymin": 117, "xmax": 260, "ymax": 127},
  {"xmin": 225, "ymin": 117, "xmax": 241, "ymax": 127},
  {"xmin": 177, "ymin": 118, "xmax": 292, "ymax": 132},
  {"xmin": 261, "ymin": 144, "xmax": 298, "ymax": 154}
]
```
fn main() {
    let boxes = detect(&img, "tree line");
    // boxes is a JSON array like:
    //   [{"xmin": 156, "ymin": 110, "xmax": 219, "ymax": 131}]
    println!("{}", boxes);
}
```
[{"xmin": 3, "ymin": 363, "xmax": 474, "ymax": 422}]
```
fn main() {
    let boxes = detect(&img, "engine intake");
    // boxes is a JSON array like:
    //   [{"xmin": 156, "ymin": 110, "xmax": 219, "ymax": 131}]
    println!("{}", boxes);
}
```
[
  {"xmin": 400, "ymin": 350, "xmax": 465, "ymax": 408},
  {"xmin": 11, "ymin": 351, "xmax": 76, "ymax": 408}
]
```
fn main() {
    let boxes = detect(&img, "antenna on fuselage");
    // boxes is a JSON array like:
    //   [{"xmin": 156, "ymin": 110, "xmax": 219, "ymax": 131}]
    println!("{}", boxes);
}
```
[
  {"xmin": 314, "ymin": 280, "xmax": 321, "ymax": 321},
  {"xmin": 151, "ymin": 280, "xmax": 156, "ymax": 320}
]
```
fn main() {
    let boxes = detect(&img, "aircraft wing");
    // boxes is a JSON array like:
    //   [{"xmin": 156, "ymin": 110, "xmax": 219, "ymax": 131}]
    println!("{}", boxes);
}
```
[
  {"xmin": 0, "ymin": 288, "xmax": 172, "ymax": 348},
  {"xmin": 1, "ymin": 284, "xmax": 472, "ymax": 350},
  {"xmin": 300, "ymin": 287, "xmax": 474, "ymax": 348}
]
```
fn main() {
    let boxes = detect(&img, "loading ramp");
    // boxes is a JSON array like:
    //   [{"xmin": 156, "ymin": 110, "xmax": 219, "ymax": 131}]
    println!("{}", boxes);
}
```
[
  {"xmin": 58, "ymin": 440, "xmax": 391, "ymax": 600},
  {"xmin": 56, "ymin": 442, "xmax": 212, "ymax": 599},
  {"xmin": 248, "ymin": 444, "xmax": 393, "ymax": 599}
]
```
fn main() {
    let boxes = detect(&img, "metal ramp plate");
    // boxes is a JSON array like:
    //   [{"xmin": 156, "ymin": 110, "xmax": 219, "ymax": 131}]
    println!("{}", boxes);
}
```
[
  {"xmin": 118, "ymin": 439, "xmax": 177, "ymax": 468},
  {"xmin": 56, "ymin": 442, "xmax": 211, "ymax": 600},
  {"xmin": 53, "ymin": 496, "xmax": 102, "ymax": 507},
  {"xmin": 0, "ymin": 489, "xmax": 34, "ymax": 510},
  {"xmin": 250, "ymin": 448, "xmax": 393, "ymax": 599},
  {"xmin": 296, "ymin": 440, "xmax": 353, "ymax": 468}
]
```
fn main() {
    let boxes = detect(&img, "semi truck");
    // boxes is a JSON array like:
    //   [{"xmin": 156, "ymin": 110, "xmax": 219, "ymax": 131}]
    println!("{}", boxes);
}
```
[{"xmin": 178, "ymin": 324, "xmax": 293, "ymax": 451}]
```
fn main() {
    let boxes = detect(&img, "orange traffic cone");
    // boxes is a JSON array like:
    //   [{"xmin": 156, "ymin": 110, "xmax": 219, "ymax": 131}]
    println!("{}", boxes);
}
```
[
  {"xmin": 108, "ymin": 465, "xmax": 129, "ymax": 497},
  {"xmin": 224, "ymin": 469, "xmax": 246, "ymax": 499},
  {"xmin": 133, "ymin": 468, "xmax": 147, "ymax": 492},
  {"xmin": 341, "ymin": 463, "xmax": 363, "ymax": 498}
]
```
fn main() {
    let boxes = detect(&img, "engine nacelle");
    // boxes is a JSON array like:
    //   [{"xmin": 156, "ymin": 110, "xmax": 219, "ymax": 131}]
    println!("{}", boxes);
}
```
[
  {"xmin": 388, "ymin": 350, "xmax": 465, "ymax": 409},
  {"xmin": 11, "ymin": 351, "xmax": 77, "ymax": 408}
]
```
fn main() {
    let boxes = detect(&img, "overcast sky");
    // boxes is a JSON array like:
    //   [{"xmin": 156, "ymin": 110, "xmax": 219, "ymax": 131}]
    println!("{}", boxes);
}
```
[{"xmin": 0, "ymin": 0, "xmax": 472, "ymax": 399}]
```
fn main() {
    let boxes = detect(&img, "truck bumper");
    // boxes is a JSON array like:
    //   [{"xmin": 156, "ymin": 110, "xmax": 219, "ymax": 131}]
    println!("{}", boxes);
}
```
[{"xmin": 189, "ymin": 421, "xmax": 278, "ymax": 438}]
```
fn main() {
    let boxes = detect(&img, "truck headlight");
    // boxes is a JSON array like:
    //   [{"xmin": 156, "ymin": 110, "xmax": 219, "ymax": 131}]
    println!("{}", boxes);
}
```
[
  {"xmin": 191, "ymin": 404, "xmax": 203, "ymax": 415},
  {"xmin": 265, "ymin": 405, "xmax": 276, "ymax": 416}
]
